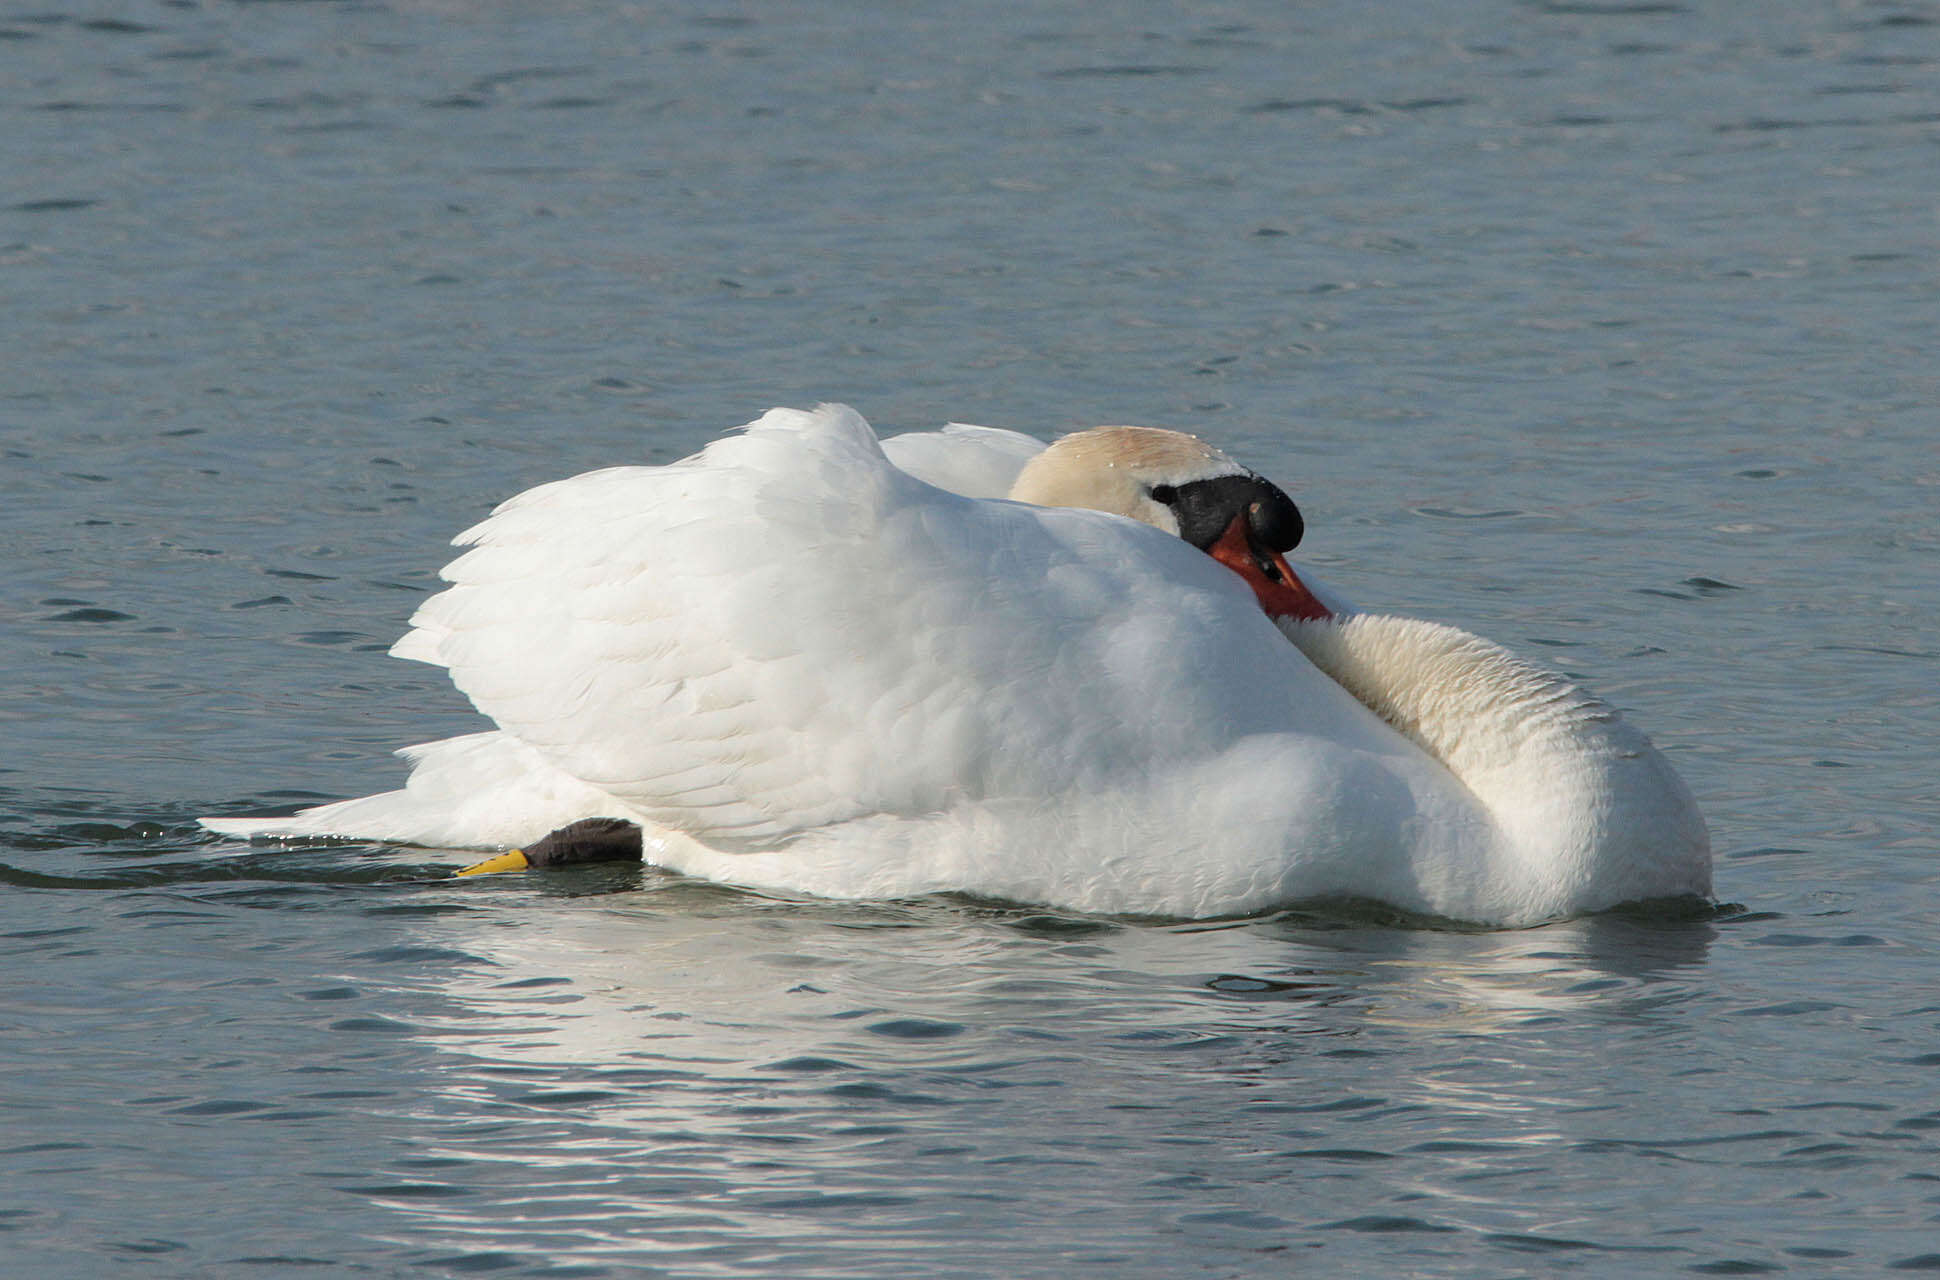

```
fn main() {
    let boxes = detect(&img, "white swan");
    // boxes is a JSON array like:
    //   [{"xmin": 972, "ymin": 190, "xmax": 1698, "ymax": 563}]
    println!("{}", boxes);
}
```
[{"xmin": 203, "ymin": 404, "xmax": 1709, "ymax": 925}]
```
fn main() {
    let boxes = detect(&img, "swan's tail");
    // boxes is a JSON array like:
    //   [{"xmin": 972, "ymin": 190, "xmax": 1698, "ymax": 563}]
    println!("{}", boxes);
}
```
[{"xmin": 199, "ymin": 731, "xmax": 632, "ymax": 850}]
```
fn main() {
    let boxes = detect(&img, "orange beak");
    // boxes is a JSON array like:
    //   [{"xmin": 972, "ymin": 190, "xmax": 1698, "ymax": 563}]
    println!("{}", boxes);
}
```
[{"xmin": 1207, "ymin": 511, "xmax": 1332, "ymax": 621}]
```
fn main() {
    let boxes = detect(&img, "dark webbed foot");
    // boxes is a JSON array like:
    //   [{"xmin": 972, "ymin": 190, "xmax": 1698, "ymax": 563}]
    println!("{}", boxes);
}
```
[{"xmin": 454, "ymin": 817, "xmax": 644, "ymax": 877}]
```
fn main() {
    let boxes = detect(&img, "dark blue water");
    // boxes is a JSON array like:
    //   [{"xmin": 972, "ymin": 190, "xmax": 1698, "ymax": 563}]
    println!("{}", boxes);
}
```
[{"xmin": 5, "ymin": 2, "xmax": 1939, "ymax": 1275}]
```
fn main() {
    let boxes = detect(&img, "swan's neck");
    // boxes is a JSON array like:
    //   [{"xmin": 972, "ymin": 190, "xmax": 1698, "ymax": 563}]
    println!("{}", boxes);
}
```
[
  {"xmin": 1279, "ymin": 613, "xmax": 1710, "ymax": 906},
  {"xmin": 1279, "ymin": 615, "xmax": 1609, "ymax": 783}
]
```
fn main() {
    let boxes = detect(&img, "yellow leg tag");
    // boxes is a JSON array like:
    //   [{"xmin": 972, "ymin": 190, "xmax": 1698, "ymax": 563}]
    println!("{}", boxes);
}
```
[{"xmin": 454, "ymin": 849, "xmax": 532, "ymax": 878}]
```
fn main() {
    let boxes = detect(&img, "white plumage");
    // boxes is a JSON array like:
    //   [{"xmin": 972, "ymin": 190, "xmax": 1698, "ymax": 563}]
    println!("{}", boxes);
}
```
[{"xmin": 204, "ymin": 404, "xmax": 1710, "ymax": 925}]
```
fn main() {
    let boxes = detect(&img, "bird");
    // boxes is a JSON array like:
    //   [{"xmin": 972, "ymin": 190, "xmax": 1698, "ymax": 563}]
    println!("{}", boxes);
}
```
[{"xmin": 202, "ymin": 404, "xmax": 1710, "ymax": 925}]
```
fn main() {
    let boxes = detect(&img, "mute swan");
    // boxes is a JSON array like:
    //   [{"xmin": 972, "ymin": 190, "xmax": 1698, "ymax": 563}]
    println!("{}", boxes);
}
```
[{"xmin": 203, "ymin": 404, "xmax": 1710, "ymax": 925}]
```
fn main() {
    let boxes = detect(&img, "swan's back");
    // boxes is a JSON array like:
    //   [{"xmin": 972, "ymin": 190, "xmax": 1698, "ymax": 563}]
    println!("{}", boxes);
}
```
[{"xmin": 393, "ymin": 406, "xmax": 1385, "ymax": 859}]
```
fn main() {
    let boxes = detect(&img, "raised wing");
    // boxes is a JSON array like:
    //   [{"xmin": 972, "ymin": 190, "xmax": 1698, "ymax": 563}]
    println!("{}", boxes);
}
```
[
  {"xmin": 878, "ymin": 422, "xmax": 1046, "ymax": 498},
  {"xmin": 391, "ymin": 405, "xmax": 1332, "ymax": 849}
]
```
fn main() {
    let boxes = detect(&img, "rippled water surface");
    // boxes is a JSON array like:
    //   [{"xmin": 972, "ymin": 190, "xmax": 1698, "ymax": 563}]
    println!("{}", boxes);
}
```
[{"xmin": 6, "ymin": 1, "xmax": 1939, "ymax": 1275}]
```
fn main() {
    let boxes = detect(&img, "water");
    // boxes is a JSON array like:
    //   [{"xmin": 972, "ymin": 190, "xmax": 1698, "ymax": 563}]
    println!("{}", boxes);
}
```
[{"xmin": 5, "ymin": 0, "xmax": 1939, "ymax": 1274}]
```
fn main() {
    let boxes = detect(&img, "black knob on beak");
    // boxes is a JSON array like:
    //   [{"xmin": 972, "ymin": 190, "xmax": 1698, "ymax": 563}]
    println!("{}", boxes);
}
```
[{"xmin": 1246, "ymin": 479, "xmax": 1304, "ymax": 552}]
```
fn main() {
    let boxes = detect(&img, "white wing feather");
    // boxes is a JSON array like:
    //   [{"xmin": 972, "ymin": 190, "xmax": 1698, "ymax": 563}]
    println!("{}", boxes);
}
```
[{"xmin": 878, "ymin": 422, "xmax": 1046, "ymax": 498}]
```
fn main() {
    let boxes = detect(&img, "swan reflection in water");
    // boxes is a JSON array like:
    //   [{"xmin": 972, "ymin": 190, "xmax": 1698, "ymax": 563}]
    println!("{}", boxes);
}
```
[{"xmin": 347, "ymin": 884, "xmax": 1717, "ymax": 1269}]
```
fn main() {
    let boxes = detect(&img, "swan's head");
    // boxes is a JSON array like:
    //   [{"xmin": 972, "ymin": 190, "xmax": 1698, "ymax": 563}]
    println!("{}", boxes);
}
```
[{"xmin": 1008, "ymin": 426, "xmax": 1331, "ymax": 621}]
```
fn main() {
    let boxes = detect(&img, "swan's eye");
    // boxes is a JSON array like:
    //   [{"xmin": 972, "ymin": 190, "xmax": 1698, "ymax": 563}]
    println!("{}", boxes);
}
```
[{"xmin": 1150, "ymin": 484, "xmax": 1178, "ymax": 505}]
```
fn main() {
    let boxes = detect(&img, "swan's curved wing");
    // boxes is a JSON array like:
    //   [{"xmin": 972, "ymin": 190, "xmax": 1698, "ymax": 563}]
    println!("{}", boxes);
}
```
[
  {"xmin": 878, "ymin": 422, "xmax": 1046, "ymax": 498},
  {"xmin": 390, "ymin": 405, "xmax": 1355, "ymax": 850}
]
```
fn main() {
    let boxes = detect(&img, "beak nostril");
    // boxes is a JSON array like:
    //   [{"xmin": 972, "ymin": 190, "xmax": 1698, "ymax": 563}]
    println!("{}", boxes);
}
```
[{"xmin": 1208, "ymin": 512, "xmax": 1332, "ymax": 621}]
